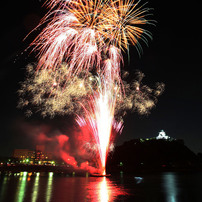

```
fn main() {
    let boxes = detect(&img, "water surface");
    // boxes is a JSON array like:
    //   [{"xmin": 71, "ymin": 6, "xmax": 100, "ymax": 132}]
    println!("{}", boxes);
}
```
[{"xmin": 0, "ymin": 172, "xmax": 202, "ymax": 202}]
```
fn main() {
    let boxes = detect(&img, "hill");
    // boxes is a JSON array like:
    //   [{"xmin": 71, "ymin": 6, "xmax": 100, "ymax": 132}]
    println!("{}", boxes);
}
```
[{"xmin": 106, "ymin": 138, "xmax": 201, "ymax": 173}]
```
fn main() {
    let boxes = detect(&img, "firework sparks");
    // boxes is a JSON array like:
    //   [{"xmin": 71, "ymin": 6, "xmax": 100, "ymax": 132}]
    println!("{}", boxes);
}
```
[
  {"xmin": 100, "ymin": 0, "xmax": 153, "ymax": 53},
  {"xmin": 30, "ymin": 0, "xmax": 152, "ymax": 74},
  {"xmin": 18, "ymin": 63, "xmax": 93, "ymax": 117},
  {"xmin": 76, "ymin": 65, "xmax": 120, "ymax": 173},
  {"xmin": 20, "ymin": 0, "xmax": 164, "ymax": 174}
]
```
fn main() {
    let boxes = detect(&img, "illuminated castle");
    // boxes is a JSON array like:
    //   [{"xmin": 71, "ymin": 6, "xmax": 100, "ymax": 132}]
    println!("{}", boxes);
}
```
[{"xmin": 156, "ymin": 130, "xmax": 171, "ymax": 140}]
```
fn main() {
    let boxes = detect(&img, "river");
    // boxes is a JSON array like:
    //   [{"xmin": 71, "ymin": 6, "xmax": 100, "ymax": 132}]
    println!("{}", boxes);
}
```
[{"xmin": 0, "ymin": 171, "xmax": 202, "ymax": 202}]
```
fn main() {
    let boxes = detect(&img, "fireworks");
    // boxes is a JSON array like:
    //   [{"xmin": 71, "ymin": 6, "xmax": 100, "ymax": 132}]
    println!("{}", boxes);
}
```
[
  {"xmin": 76, "ymin": 61, "xmax": 121, "ymax": 173},
  {"xmin": 30, "ymin": 0, "xmax": 152, "ymax": 73},
  {"xmin": 20, "ymin": 0, "xmax": 164, "ymax": 174},
  {"xmin": 19, "ymin": 63, "xmax": 163, "ymax": 173}
]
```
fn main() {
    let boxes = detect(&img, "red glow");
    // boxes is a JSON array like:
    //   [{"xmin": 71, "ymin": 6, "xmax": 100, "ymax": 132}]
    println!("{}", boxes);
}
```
[
  {"xmin": 86, "ymin": 177, "xmax": 128, "ymax": 201},
  {"xmin": 34, "ymin": 130, "xmax": 102, "ymax": 173},
  {"xmin": 56, "ymin": 135, "xmax": 78, "ymax": 167},
  {"xmin": 37, "ymin": 133, "xmax": 52, "ymax": 142},
  {"xmin": 80, "ymin": 162, "xmax": 100, "ymax": 174}
]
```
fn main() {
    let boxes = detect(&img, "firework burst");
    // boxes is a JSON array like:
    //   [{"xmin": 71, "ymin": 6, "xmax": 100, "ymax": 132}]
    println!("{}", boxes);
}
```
[
  {"xmin": 101, "ymin": 0, "xmax": 153, "ymax": 53},
  {"xmin": 20, "ymin": 0, "xmax": 163, "ymax": 174},
  {"xmin": 30, "ymin": 0, "xmax": 152, "ymax": 74}
]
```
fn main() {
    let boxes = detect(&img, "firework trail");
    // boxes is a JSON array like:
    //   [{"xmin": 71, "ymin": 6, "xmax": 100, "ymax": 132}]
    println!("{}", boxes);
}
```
[
  {"xmin": 76, "ymin": 57, "xmax": 122, "ymax": 173},
  {"xmin": 20, "ymin": 0, "xmax": 164, "ymax": 174}
]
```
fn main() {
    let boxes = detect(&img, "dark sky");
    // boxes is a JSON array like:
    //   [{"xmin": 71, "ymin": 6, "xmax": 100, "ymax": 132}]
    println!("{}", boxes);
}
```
[{"xmin": 1, "ymin": 0, "xmax": 201, "ymax": 156}]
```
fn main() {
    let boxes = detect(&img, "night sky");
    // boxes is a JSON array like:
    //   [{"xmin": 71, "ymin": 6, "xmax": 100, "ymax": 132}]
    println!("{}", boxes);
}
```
[{"xmin": 1, "ymin": 0, "xmax": 201, "ymax": 156}]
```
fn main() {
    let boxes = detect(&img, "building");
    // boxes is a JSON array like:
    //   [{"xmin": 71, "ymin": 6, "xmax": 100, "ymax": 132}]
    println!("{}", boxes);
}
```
[
  {"xmin": 35, "ymin": 145, "xmax": 54, "ymax": 164},
  {"xmin": 156, "ymin": 130, "xmax": 171, "ymax": 140},
  {"xmin": 13, "ymin": 149, "xmax": 35, "ymax": 164},
  {"xmin": 13, "ymin": 149, "xmax": 29, "ymax": 159},
  {"xmin": 13, "ymin": 146, "xmax": 55, "ymax": 165}
]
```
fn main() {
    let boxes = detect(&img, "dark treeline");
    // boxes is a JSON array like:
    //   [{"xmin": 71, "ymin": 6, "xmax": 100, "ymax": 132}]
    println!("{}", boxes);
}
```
[{"xmin": 106, "ymin": 138, "xmax": 202, "ymax": 174}]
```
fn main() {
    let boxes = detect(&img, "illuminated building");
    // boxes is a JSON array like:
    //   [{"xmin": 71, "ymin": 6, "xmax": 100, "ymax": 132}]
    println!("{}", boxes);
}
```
[
  {"xmin": 12, "ymin": 146, "xmax": 54, "ymax": 165},
  {"xmin": 35, "ymin": 145, "xmax": 54, "ymax": 165},
  {"xmin": 13, "ymin": 149, "xmax": 30, "ymax": 159},
  {"xmin": 13, "ymin": 149, "xmax": 35, "ymax": 164},
  {"xmin": 156, "ymin": 130, "xmax": 171, "ymax": 140}
]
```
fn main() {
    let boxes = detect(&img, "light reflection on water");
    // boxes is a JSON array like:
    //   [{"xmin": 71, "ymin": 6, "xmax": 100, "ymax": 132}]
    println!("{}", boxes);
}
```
[
  {"xmin": 15, "ymin": 172, "xmax": 27, "ymax": 202},
  {"xmin": 0, "ymin": 172, "xmax": 127, "ymax": 202},
  {"xmin": 163, "ymin": 173, "xmax": 179, "ymax": 202},
  {"xmin": 31, "ymin": 173, "xmax": 40, "ymax": 202},
  {"xmin": 0, "ymin": 172, "xmax": 202, "ymax": 201},
  {"xmin": 0, "ymin": 175, "xmax": 9, "ymax": 202},
  {"xmin": 46, "ymin": 172, "xmax": 53, "ymax": 202},
  {"xmin": 86, "ymin": 176, "xmax": 128, "ymax": 202}
]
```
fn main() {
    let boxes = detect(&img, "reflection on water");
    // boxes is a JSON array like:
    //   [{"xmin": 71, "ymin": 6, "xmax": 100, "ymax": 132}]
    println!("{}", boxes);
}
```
[
  {"xmin": 0, "ymin": 172, "xmax": 127, "ymax": 202},
  {"xmin": 0, "ymin": 175, "xmax": 9, "ymax": 202},
  {"xmin": 0, "ymin": 171, "xmax": 202, "ymax": 202},
  {"xmin": 46, "ymin": 172, "xmax": 53, "ymax": 202},
  {"xmin": 99, "ymin": 177, "xmax": 109, "ymax": 202},
  {"xmin": 15, "ymin": 172, "xmax": 27, "ymax": 202},
  {"xmin": 31, "ymin": 173, "xmax": 40, "ymax": 202},
  {"xmin": 163, "ymin": 173, "xmax": 179, "ymax": 202},
  {"xmin": 86, "ymin": 176, "xmax": 127, "ymax": 202}
]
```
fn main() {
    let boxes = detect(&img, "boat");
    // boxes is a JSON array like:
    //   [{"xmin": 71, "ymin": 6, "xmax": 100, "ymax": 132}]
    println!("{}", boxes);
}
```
[{"xmin": 90, "ymin": 173, "xmax": 111, "ymax": 177}]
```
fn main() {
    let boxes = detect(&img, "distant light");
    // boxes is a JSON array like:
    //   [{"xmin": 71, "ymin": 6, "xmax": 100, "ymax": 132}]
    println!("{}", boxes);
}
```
[
  {"xmin": 49, "ymin": 172, "xmax": 53, "ymax": 177},
  {"xmin": 156, "ymin": 130, "xmax": 170, "ymax": 140},
  {"xmin": 134, "ymin": 177, "xmax": 143, "ymax": 184},
  {"xmin": 23, "ymin": 172, "xmax": 27, "ymax": 176}
]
